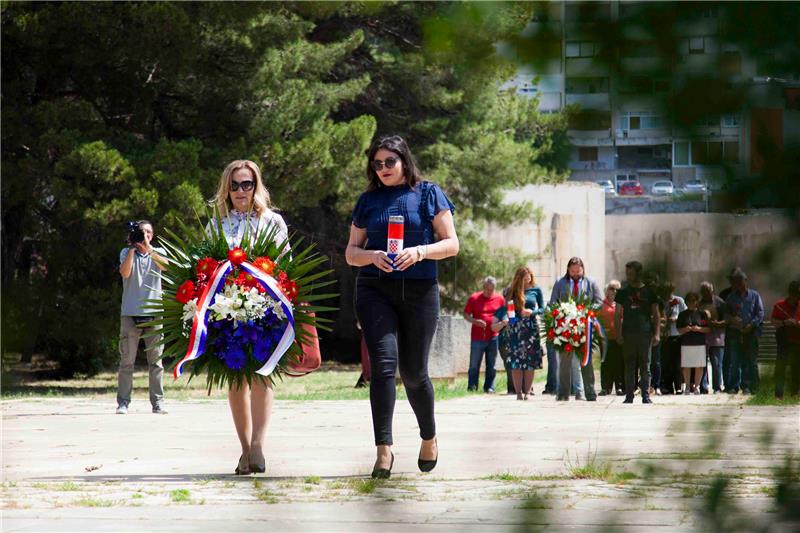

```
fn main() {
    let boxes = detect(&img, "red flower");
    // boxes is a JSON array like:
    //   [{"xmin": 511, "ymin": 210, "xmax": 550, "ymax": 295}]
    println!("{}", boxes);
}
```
[
  {"xmin": 565, "ymin": 344, "xmax": 573, "ymax": 352},
  {"xmin": 195, "ymin": 257, "xmax": 219, "ymax": 277},
  {"xmin": 252, "ymin": 256, "xmax": 276, "ymax": 276},
  {"xmin": 588, "ymin": 310, "xmax": 596, "ymax": 318},
  {"xmin": 279, "ymin": 276, "xmax": 299, "ymax": 302},
  {"xmin": 576, "ymin": 304, "xmax": 585, "ymax": 311},
  {"xmin": 176, "ymin": 281, "xmax": 196, "ymax": 304},
  {"xmin": 227, "ymin": 247, "xmax": 247, "ymax": 266},
  {"xmin": 572, "ymin": 333, "xmax": 581, "ymax": 342},
  {"xmin": 547, "ymin": 329, "xmax": 556, "ymax": 340},
  {"xmin": 552, "ymin": 309, "xmax": 559, "ymax": 317}
]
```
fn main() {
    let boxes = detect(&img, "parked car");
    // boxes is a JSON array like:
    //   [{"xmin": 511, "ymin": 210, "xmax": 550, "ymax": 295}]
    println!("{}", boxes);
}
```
[
  {"xmin": 618, "ymin": 180, "xmax": 644, "ymax": 196},
  {"xmin": 596, "ymin": 180, "xmax": 617, "ymax": 196},
  {"xmin": 650, "ymin": 180, "xmax": 675, "ymax": 196},
  {"xmin": 684, "ymin": 179, "xmax": 708, "ymax": 193}
]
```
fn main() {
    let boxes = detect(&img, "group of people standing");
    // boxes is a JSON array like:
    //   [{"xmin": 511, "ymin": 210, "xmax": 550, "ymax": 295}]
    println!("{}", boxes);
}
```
[
  {"xmin": 464, "ymin": 257, "xmax": 603, "ymax": 402},
  {"xmin": 464, "ymin": 259, "xmax": 798, "ymax": 404}
]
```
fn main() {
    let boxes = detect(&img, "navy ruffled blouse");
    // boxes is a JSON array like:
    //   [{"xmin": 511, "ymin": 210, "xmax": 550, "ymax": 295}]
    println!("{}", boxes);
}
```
[{"xmin": 351, "ymin": 182, "xmax": 455, "ymax": 280}]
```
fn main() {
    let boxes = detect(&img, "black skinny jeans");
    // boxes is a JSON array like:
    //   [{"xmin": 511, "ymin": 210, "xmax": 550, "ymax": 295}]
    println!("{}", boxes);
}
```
[{"xmin": 355, "ymin": 277, "xmax": 439, "ymax": 446}]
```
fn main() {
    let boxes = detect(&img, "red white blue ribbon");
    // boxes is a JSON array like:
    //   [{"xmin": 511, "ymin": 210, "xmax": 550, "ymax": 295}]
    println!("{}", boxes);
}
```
[
  {"xmin": 581, "ymin": 317, "xmax": 605, "ymax": 368},
  {"xmin": 174, "ymin": 261, "xmax": 295, "ymax": 379}
]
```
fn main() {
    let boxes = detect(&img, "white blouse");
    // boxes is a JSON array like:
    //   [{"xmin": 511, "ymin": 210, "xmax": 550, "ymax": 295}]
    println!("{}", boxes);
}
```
[{"xmin": 209, "ymin": 209, "xmax": 289, "ymax": 253}]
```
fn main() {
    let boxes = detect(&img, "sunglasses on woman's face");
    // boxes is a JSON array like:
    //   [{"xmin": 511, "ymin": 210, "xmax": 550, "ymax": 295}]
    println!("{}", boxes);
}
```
[
  {"xmin": 230, "ymin": 180, "xmax": 255, "ymax": 192},
  {"xmin": 370, "ymin": 156, "xmax": 400, "ymax": 171}
]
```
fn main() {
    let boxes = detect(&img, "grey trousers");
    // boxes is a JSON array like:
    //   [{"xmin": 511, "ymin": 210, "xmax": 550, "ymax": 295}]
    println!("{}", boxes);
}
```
[
  {"xmin": 623, "ymin": 333, "xmax": 652, "ymax": 400},
  {"xmin": 557, "ymin": 351, "xmax": 596, "ymax": 400},
  {"xmin": 117, "ymin": 316, "xmax": 164, "ymax": 408}
]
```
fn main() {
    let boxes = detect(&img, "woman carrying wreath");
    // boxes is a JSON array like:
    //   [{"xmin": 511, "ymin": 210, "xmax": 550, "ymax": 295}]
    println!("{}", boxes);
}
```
[{"xmin": 209, "ymin": 159, "xmax": 289, "ymax": 475}]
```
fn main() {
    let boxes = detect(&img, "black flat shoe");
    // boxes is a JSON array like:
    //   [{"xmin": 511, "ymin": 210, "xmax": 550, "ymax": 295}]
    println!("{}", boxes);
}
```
[
  {"xmin": 418, "ymin": 439, "xmax": 438, "ymax": 473},
  {"xmin": 371, "ymin": 452, "xmax": 394, "ymax": 479}
]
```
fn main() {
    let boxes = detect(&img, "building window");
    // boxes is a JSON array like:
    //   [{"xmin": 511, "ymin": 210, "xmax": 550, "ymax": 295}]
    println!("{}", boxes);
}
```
[
  {"xmin": 691, "ymin": 141, "xmax": 707, "ymax": 164},
  {"xmin": 722, "ymin": 51, "xmax": 742, "ymax": 75},
  {"xmin": 620, "ymin": 112, "xmax": 664, "ymax": 130},
  {"xmin": 566, "ymin": 41, "xmax": 596, "ymax": 58},
  {"xmin": 724, "ymin": 141, "xmax": 739, "ymax": 162},
  {"xmin": 579, "ymin": 147, "xmax": 599, "ymax": 161},
  {"xmin": 689, "ymin": 37, "xmax": 705, "ymax": 55},
  {"xmin": 681, "ymin": 140, "xmax": 739, "ymax": 166},
  {"xmin": 569, "ymin": 110, "xmax": 611, "ymax": 130},
  {"xmin": 722, "ymin": 113, "xmax": 739, "ymax": 127}
]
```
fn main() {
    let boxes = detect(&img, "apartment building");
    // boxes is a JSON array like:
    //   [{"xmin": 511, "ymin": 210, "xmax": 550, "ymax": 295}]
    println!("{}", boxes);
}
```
[{"xmin": 503, "ymin": 1, "xmax": 800, "ymax": 195}]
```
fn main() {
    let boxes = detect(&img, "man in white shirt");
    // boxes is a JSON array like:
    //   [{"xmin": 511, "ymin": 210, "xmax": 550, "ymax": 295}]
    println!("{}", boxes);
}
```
[{"xmin": 117, "ymin": 220, "xmax": 168, "ymax": 414}]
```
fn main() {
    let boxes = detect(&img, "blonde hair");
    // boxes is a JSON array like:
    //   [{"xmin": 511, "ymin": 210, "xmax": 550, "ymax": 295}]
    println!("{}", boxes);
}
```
[
  {"xmin": 509, "ymin": 266, "xmax": 535, "ymax": 313},
  {"xmin": 606, "ymin": 279, "xmax": 621, "ymax": 291},
  {"xmin": 212, "ymin": 160, "xmax": 273, "ymax": 217}
]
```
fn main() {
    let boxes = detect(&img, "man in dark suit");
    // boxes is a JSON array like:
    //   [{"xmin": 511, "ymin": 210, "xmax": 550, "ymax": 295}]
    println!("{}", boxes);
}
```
[{"xmin": 549, "ymin": 257, "xmax": 602, "ymax": 401}]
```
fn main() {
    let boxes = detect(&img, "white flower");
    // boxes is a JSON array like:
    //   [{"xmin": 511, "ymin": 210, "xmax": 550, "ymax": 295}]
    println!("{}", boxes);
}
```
[{"xmin": 182, "ymin": 298, "xmax": 198, "ymax": 322}]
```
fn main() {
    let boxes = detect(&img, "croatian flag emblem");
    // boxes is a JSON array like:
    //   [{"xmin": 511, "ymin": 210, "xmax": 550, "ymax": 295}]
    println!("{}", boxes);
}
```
[{"xmin": 387, "ymin": 215, "xmax": 404, "ymax": 269}]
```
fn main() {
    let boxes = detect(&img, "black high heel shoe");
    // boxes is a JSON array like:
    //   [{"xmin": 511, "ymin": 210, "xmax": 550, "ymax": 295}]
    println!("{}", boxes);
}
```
[
  {"xmin": 371, "ymin": 452, "xmax": 394, "ymax": 479},
  {"xmin": 418, "ymin": 438, "xmax": 438, "ymax": 473},
  {"xmin": 249, "ymin": 451, "xmax": 266, "ymax": 474},
  {"xmin": 234, "ymin": 454, "xmax": 251, "ymax": 475}
]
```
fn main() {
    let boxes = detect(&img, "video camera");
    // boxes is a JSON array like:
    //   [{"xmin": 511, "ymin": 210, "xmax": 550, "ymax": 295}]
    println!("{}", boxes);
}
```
[{"xmin": 126, "ymin": 221, "xmax": 145, "ymax": 245}]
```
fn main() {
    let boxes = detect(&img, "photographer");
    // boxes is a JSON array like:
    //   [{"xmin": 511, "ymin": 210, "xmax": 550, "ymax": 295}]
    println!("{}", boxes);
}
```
[{"xmin": 117, "ymin": 220, "xmax": 168, "ymax": 415}]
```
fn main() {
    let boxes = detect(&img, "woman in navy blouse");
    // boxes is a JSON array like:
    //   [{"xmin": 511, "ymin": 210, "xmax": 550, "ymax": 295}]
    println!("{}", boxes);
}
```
[{"xmin": 345, "ymin": 135, "xmax": 459, "ymax": 479}]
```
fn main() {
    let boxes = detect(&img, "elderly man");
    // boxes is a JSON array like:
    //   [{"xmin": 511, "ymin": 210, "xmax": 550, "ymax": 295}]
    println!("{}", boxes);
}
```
[
  {"xmin": 464, "ymin": 276, "xmax": 505, "ymax": 393},
  {"xmin": 724, "ymin": 268, "xmax": 764, "ymax": 394}
]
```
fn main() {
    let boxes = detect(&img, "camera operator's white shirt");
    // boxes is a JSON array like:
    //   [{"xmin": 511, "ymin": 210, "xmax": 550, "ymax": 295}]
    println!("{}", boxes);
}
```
[
  {"xmin": 119, "ymin": 246, "xmax": 167, "ymax": 316},
  {"xmin": 209, "ymin": 208, "xmax": 289, "ymax": 253}
]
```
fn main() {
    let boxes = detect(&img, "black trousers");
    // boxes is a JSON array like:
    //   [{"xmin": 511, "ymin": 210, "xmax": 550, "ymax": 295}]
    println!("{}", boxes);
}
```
[
  {"xmin": 601, "ymin": 340, "xmax": 625, "ymax": 392},
  {"xmin": 660, "ymin": 336, "xmax": 683, "ymax": 393},
  {"xmin": 624, "ymin": 333, "xmax": 652, "ymax": 400},
  {"xmin": 355, "ymin": 277, "xmax": 439, "ymax": 446}
]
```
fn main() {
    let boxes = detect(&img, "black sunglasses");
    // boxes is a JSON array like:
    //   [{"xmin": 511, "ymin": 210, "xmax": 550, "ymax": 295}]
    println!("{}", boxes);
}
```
[
  {"xmin": 230, "ymin": 180, "xmax": 255, "ymax": 192},
  {"xmin": 370, "ymin": 156, "xmax": 400, "ymax": 171}
]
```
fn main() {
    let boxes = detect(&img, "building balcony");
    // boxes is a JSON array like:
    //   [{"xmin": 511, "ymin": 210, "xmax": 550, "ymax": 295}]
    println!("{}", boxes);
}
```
[
  {"xmin": 565, "ymin": 57, "xmax": 609, "ymax": 76},
  {"xmin": 620, "ymin": 57, "xmax": 664, "ymax": 72},
  {"xmin": 566, "ymin": 93, "xmax": 610, "ymax": 110},
  {"xmin": 568, "ymin": 130, "xmax": 613, "ymax": 146}
]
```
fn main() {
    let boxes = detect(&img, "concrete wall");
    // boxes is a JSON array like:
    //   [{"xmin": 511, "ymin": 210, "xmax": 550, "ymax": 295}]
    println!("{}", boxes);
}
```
[
  {"xmin": 484, "ymin": 183, "xmax": 606, "ymax": 299},
  {"xmin": 605, "ymin": 211, "xmax": 799, "ymax": 311}
]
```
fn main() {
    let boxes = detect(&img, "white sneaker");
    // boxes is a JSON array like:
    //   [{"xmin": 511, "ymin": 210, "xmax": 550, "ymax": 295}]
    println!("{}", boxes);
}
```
[{"xmin": 116, "ymin": 405, "xmax": 128, "ymax": 415}]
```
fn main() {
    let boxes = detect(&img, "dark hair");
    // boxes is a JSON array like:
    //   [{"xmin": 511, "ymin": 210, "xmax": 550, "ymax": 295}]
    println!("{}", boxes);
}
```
[
  {"xmin": 625, "ymin": 260, "xmax": 643, "ymax": 274},
  {"xmin": 685, "ymin": 291, "xmax": 700, "ymax": 303},
  {"xmin": 365, "ymin": 135, "xmax": 423, "ymax": 191},
  {"xmin": 663, "ymin": 280, "xmax": 676, "ymax": 293},
  {"xmin": 564, "ymin": 256, "xmax": 585, "ymax": 278},
  {"xmin": 788, "ymin": 280, "xmax": 800, "ymax": 297}
]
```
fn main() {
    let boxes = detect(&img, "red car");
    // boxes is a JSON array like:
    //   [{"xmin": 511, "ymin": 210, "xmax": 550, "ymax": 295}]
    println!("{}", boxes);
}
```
[{"xmin": 618, "ymin": 180, "xmax": 644, "ymax": 196}]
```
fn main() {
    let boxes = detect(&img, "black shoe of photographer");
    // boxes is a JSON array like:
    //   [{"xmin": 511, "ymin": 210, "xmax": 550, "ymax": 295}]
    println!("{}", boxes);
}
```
[{"xmin": 152, "ymin": 405, "xmax": 168, "ymax": 414}]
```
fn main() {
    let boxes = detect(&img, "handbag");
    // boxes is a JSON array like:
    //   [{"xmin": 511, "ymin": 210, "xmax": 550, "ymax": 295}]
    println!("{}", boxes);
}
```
[{"xmin": 286, "ymin": 309, "xmax": 322, "ymax": 377}]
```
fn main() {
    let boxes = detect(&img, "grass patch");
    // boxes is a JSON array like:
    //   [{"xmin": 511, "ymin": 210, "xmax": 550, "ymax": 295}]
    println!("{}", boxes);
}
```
[
  {"xmin": 348, "ymin": 478, "xmax": 383, "ymax": 494},
  {"xmin": 74, "ymin": 498, "xmax": 115, "ymax": 507},
  {"xmin": 484, "ymin": 472, "xmax": 524, "ymax": 482},
  {"xmin": 253, "ymin": 479, "xmax": 263, "ymax": 489},
  {"xmin": 745, "ymin": 369, "xmax": 800, "ymax": 406},
  {"xmin": 58, "ymin": 481, "xmax": 80, "ymax": 492},
  {"xmin": 256, "ymin": 489, "xmax": 279, "ymax": 504},
  {"xmin": 610, "ymin": 471, "xmax": 639, "ymax": 484},
  {"xmin": 640, "ymin": 451, "xmax": 723, "ymax": 460},
  {"xmin": 2, "ymin": 364, "xmax": 517, "ymax": 401},
  {"xmin": 304, "ymin": 476, "xmax": 321, "ymax": 485},
  {"xmin": 132, "ymin": 492, "xmax": 144, "ymax": 499},
  {"xmin": 170, "ymin": 489, "xmax": 191, "ymax": 503},
  {"xmin": 681, "ymin": 484, "xmax": 707, "ymax": 498},
  {"xmin": 570, "ymin": 461, "xmax": 613, "ymax": 480}
]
